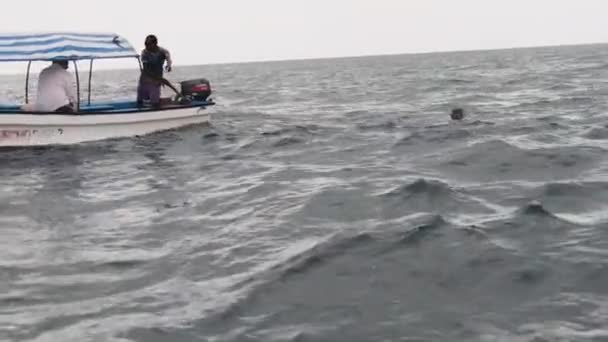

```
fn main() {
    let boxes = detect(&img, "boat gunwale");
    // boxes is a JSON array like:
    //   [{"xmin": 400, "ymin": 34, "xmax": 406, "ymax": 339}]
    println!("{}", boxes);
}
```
[{"xmin": 0, "ymin": 101, "xmax": 215, "ymax": 116}]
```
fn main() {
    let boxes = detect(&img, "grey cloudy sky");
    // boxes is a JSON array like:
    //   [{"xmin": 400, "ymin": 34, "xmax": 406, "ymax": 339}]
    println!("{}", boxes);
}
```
[{"xmin": 4, "ymin": 0, "xmax": 608, "ymax": 67}]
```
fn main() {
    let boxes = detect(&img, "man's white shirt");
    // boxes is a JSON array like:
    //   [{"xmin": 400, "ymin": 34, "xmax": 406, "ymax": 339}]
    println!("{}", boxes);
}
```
[{"xmin": 35, "ymin": 64, "xmax": 76, "ymax": 112}]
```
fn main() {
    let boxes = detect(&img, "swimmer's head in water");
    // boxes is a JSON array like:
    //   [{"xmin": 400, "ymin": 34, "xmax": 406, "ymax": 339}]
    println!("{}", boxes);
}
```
[{"xmin": 451, "ymin": 108, "xmax": 464, "ymax": 120}]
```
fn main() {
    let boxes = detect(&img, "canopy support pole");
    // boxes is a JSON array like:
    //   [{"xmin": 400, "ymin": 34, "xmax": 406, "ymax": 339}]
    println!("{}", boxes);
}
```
[
  {"xmin": 87, "ymin": 59, "xmax": 94, "ymax": 105},
  {"xmin": 25, "ymin": 61, "xmax": 32, "ymax": 104},
  {"xmin": 73, "ymin": 60, "xmax": 80, "ymax": 112}
]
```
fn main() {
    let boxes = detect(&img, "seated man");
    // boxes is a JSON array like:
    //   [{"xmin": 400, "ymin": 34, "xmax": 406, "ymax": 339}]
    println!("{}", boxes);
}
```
[
  {"xmin": 35, "ymin": 60, "xmax": 77, "ymax": 113},
  {"xmin": 137, "ymin": 34, "xmax": 173, "ymax": 108}
]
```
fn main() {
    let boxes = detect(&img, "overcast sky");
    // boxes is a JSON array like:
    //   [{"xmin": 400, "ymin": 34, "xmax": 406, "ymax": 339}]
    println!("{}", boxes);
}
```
[{"xmin": 3, "ymin": 0, "xmax": 608, "ymax": 68}]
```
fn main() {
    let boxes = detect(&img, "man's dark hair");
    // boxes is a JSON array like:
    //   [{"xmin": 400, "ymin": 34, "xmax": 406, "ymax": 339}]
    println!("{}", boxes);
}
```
[
  {"xmin": 52, "ymin": 60, "xmax": 68, "ymax": 69},
  {"xmin": 145, "ymin": 35, "xmax": 158, "ymax": 45}
]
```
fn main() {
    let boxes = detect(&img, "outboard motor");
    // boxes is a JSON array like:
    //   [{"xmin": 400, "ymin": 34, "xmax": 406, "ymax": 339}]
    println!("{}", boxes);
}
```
[{"xmin": 180, "ymin": 78, "xmax": 212, "ymax": 101}]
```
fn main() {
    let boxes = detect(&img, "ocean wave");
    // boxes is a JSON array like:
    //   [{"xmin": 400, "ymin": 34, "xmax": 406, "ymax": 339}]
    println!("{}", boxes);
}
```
[
  {"xmin": 261, "ymin": 125, "xmax": 319, "ymax": 137},
  {"xmin": 436, "ymin": 139, "xmax": 604, "ymax": 181},
  {"xmin": 514, "ymin": 181, "xmax": 608, "ymax": 221},
  {"xmin": 383, "ymin": 178, "xmax": 456, "ymax": 198},
  {"xmin": 357, "ymin": 120, "xmax": 398, "ymax": 131},
  {"xmin": 583, "ymin": 126, "xmax": 608, "ymax": 140},
  {"xmin": 272, "ymin": 137, "xmax": 306, "ymax": 147},
  {"xmin": 213, "ymin": 233, "xmax": 375, "ymax": 321},
  {"xmin": 516, "ymin": 200, "xmax": 558, "ymax": 218},
  {"xmin": 378, "ymin": 178, "xmax": 497, "ymax": 219},
  {"xmin": 541, "ymin": 181, "xmax": 608, "ymax": 198},
  {"xmin": 395, "ymin": 127, "xmax": 472, "ymax": 147},
  {"xmin": 397, "ymin": 214, "xmax": 448, "ymax": 244}
]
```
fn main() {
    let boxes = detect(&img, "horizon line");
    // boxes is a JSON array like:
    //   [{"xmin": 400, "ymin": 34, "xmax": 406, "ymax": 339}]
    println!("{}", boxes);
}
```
[
  {"xmin": 185, "ymin": 40, "xmax": 608, "ymax": 67},
  {"xmin": 0, "ymin": 40, "xmax": 606, "ymax": 75}
]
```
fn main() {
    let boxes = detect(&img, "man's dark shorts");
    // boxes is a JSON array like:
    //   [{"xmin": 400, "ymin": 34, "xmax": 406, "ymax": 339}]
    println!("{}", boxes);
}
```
[{"xmin": 137, "ymin": 80, "xmax": 161, "ymax": 105}]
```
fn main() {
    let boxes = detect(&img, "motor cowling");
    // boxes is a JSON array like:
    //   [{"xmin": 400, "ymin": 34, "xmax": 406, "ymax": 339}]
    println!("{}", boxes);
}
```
[{"xmin": 180, "ymin": 78, "xmax": 212, "ymax": 101}]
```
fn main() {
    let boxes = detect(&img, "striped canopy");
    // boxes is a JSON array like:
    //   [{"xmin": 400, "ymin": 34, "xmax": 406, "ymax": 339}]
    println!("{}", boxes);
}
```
[{"xmin": 0, "ymin": 32, "xmax": 139, "ymax": 62}]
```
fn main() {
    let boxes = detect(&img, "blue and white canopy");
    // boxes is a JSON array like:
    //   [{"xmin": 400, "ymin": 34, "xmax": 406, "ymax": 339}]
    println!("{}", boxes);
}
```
[{"xmin": 0, "ymin": 32, "xmax": 139, "ymax": 62}]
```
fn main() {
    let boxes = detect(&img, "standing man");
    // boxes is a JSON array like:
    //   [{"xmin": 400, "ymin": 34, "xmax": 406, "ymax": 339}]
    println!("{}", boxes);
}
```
[
  {"xmin": 35, "ymin": 60, "xmax": 77, "ymax": 113},
  {"xmin": 136, "ymin": 34, "xmax": 173, "ymax": 108}
]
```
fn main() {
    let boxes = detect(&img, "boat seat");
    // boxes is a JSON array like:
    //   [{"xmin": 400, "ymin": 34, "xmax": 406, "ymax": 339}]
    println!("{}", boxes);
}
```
[
  {"xmin": 0, "ymin": 104, "xmax": 22, "ymax": 112},
  {"xmin": 80, "ymin": 104, "xmax": 115, "ymax": 112},
  {"xmin": 0, "ymin": 103, "xmax": 118, "ymax": 113}
]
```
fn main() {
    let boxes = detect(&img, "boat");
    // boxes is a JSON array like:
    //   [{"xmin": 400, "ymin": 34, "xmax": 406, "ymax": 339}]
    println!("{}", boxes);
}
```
[{"xmin": 0, "ymin": 32, "xmax": 215, "ymax": 147}]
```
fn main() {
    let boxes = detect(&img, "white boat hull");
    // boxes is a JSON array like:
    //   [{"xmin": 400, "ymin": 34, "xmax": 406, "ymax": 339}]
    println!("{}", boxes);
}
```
[{"xmin": 0, "ymin": 106, "xmax": 211, "ymax": 147}]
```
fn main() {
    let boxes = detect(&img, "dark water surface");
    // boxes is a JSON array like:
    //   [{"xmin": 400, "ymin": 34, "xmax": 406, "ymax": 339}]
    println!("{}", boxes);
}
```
[{"xmin": 3, "ymin": 44, "xmax": 608, "ymax": 341}]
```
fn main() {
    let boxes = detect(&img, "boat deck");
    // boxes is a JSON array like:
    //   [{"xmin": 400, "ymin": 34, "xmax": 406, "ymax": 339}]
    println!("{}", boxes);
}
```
[{"xmin": 0, "ymin": 99, "xmax": 215, "ymax": 115}]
